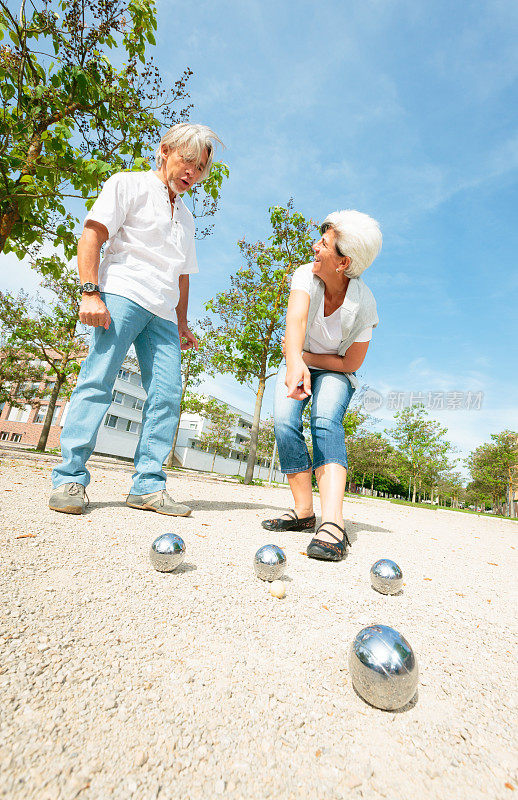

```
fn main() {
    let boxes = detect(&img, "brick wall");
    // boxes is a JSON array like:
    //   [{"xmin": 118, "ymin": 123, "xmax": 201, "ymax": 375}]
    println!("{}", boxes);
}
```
[{"xmin": 0, "ymin": 401, "xmax": 67, "ymax": 448}]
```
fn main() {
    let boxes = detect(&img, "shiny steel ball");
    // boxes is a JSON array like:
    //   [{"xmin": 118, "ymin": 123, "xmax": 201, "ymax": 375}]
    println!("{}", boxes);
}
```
[
  {"xmin": 149, "ymin": 533, "xmax": 186, "ymax": 572},
  {"xmin": 253, "ymin": 544, "xmax": 286, "ymax": 582},
  {"xmin": 349, "ymin": 624, "xmax": 418, "ymax": 711},
  {"xmin": 370, "ymin": 559, "xmax": 403, "ymax": 595}
]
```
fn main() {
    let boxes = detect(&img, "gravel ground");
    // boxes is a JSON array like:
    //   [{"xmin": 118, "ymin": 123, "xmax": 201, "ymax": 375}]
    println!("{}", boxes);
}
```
[{"xmin": 1, "ymin": 455, "xmax": 517, "ymax": 800}]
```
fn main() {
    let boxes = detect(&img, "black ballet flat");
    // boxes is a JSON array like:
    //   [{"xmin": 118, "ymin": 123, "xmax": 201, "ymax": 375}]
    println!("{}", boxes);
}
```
[
  {"xmin": 261, "ymin": 508, "xmax": 316, "ymax": 532},
  {"xmin": 307, "ymin": 522, "xmax": 351, "ymax": 562}
]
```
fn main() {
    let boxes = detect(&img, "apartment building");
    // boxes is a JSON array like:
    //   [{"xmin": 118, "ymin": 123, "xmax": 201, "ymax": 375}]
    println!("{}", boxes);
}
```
[{"xmin": 1, "ymin": 357, "xmax": 286, "ymax": 482}]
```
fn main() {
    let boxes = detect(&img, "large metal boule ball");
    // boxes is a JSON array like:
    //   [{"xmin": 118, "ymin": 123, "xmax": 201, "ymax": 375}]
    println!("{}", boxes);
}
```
[
  {"xmin": 370, "ymin": 559, "xmax": 403, "ymax": 595},
  {"xmin": 349, "ymin": 624, "xmax": 418, "ymax": 711},
  {"xmin": 150, "ymin": 533, "xmax": 186, "ymax": 572},
  {"xmin": 253, "ymin": 544, "xmax": 286, "ymax": 582}
]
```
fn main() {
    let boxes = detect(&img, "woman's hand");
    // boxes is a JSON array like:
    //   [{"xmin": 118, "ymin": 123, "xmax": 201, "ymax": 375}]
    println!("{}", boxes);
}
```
[{"xmin": 285, "ymin": 357, "xmax": 311, "ymax": 400}]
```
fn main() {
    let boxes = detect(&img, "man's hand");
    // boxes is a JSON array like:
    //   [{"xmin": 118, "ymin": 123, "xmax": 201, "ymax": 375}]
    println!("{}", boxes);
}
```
[
  {"xmin": 285, "ymin": 357, "xmax": 311, "ymax": 400},
  {"xmin": 79, "ymin": 294, "xmax": 111, "ymax": 329},
  {"xmin": 177, "ymin": 322, "xmax": 199, "ymax": 351}
]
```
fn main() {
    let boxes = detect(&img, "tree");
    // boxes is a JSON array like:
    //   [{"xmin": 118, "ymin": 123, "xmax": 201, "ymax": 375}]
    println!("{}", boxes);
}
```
[
  {"xmin": 343, "ymin": 404, "xmax": 370, "ymax": 438},
  {"xmin": 386, "ymin": 405, "xmax": 452, "ymax": 503},
  {"xmin": 165, "ymin": 326, "xmax": 211, "ymax": 469},
  {"xmin": 255, "ymin": 415, "xmax": 276, "ymax": 466},
  {"xmin": 346, "ymin": 431, "xmax": 398, "ymax": 493},
  {"xmin": 203, "ymin": 201, "xmax": 317, "ymax": 484},
  {"xmin": 0, "ymin": 342, "xmax": 45, "ymax": 406},
  {"xmin": 197, "ymin": 397, "xmax": 237, "ymax": 472},
  {"xmin": 435, "ymin": 471, "xmax": 464, "ymax": 507},
  {"xmin": 466, "ymin": 430, "xmax": 518, "ymax": 513},
  {"xmin": 0, "ymin": 0, "xmax": 228, "ymax": 263},
  {"xmin": 0, "ymin": 255, "xmax": 87, "ymax": 450}
]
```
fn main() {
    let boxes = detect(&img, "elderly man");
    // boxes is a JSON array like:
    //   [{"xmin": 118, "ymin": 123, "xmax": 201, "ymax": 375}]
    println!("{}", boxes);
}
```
[{"xmin": 50, "ymin": 123, "xmax": 223, "ymax": 515}]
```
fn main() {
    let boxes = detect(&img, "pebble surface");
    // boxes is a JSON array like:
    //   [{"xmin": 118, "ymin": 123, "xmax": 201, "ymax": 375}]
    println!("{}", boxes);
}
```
[{"xmin": 1, "ymin": 454, "xmax": 517, "ymax": 800}]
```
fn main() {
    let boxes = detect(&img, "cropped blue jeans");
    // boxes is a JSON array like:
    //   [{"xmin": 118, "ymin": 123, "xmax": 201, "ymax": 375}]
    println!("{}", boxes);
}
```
[
  {"xmin": 274, "ymin": 362, "xmax": 356, "ymax": 474},
  {"xmin": 52, "ymin": 293, "xmax": 181, "ymax": 494}
]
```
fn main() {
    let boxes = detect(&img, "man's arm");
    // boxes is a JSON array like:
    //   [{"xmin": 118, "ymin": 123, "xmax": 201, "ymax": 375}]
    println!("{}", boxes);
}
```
[
  {"xmin": 77, "ymin": 220, "xmax": 111, "ymax": 329},
  {"xmin": 302, "ymin": 340, "xmax": 370, "ymax": 373},
  {"xmin": 176, "ymin": 275, "xmax": 198, "ymax": 350}
]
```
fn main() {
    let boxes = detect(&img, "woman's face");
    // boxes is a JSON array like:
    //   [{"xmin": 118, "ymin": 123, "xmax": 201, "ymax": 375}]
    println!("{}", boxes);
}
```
[{"xmin": 312, "ymin": 227, "xmax": 344, "ymax": 278}]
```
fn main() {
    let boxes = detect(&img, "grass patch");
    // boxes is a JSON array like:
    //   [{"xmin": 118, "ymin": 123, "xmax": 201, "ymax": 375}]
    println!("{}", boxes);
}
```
[
  {"xmin": 235, "ymin": 475, "xmax": 264, "ymax": 486},
  {"xmin": 389, "ymin": 498, "xmax": 438, "ymax": 510},
  {"xmin": 438, "ymin": 506, "xmax": 518, "ymax": 522}
]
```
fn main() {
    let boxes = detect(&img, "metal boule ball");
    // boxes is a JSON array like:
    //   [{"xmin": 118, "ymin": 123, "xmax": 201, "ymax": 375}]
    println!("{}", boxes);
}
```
[
  {"xmin": 349, "ymin": 624, "xmax": 418, "ymax": 711},
  {"xmin": 253, "ymin": 544, "xmax": 286, "ymax": 582},
  {"xmin": 370, "ymin": 559, "xmax": 403, "ymax": 595},
  {"xmin": 149, "ymin": 533, "xmax": 186, "ymax": 572}
]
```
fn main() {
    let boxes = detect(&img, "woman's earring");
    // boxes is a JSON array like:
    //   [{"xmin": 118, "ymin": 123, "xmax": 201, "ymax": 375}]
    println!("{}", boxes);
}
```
[{"xmin": 335, "ymin": 268, "xmax": 341, "ymax": 273}]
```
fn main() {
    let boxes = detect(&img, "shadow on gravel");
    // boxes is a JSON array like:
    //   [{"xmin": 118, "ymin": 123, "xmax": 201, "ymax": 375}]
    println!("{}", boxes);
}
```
[
  {"xmin": 154, "ymin": 562, "xmax": 197, "ymax": 575},
  {"xmin": 352, "ymin": 685, "xmax": 419, "ymax": 712},
  {"xmin": 86, "ymin": 501, "xmax": 194, "ymax": 512},
  {"xmin": 187, "ymin": 500, "xmax": 286, "ymax": 512},
  {"xmin": 84, "ymin": 500, "xmax": 285, "ymax": 513},
  {"xmin": 348, "ymin": 520, "xmax": 391, "ymax": 539},
  {"xmin": 370, "ymin": 586, "xmax": 404, "ymax": 596}
]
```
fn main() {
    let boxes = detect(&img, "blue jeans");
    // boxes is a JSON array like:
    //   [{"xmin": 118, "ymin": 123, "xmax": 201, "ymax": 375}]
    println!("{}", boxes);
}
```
[
  {"xmin": 274, "ymin": 363, "xmax": 356, "ymax": 474},
  {"xmin": 52, "ymin": 293, "xmax": 181, "ymax": 494}
]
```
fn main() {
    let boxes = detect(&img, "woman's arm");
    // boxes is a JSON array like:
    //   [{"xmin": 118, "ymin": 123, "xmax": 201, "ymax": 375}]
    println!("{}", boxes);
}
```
[
  {"xmin": 284, "ymin": 289, "xmax": 312, "ymax": 400},
  {"xmin": 302, "ymin": 340, "xmax": 370, "ymax": 373}
]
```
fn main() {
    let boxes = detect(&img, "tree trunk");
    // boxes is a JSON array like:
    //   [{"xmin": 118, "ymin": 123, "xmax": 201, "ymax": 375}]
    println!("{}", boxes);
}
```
[
  {"xmin": 211, "ymin": 450, "xmax": 217, "ymax": 471},
  {"xmin": 244, "ymin": 377, "xmax": 266, "ymax": 485},
  {"xmin": 36, "ymin": 376, "xmax": 63, "ymax": 452},
  {"xmin": 165, "ymin": 358, "xmax": 192, "ymax": 469},
  {"xmin": 412, "ymin": 479, "xmax": 417, "ymax": 503},
  {"xmin": 166, "ymin": 421, "xmax": 182, "ymax": 470}
]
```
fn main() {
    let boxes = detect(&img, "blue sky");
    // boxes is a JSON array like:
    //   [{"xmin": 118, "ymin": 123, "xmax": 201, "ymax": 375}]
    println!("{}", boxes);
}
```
[{"xmin": 1, "ymin": 0, "xmax": 517, "ymax": 473}]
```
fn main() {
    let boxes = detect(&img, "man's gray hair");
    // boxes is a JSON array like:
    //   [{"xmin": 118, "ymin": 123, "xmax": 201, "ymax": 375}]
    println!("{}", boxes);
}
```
[
  {"xmin": 321, "ymin": 210, "xmax": 382, "ymax": 278},
  {"xmin": 155, "ymin": 122, "xmax": 224, "ymax": 180}
]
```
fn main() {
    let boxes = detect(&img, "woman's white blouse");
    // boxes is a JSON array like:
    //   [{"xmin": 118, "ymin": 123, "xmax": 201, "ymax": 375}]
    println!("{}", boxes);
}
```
[
  {"xmin": 85, "ymin": 170, "xmax": 198, "ymax": 323},
  {"xmin": 291, "ymin": 263, "xmax": 372, "ymax": 354}
]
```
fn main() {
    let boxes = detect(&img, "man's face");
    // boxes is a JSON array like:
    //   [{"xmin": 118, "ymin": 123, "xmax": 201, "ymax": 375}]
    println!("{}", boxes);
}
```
[{"xmin": 161, "ymin": 146, "xmax": 209, "ymax": 195}]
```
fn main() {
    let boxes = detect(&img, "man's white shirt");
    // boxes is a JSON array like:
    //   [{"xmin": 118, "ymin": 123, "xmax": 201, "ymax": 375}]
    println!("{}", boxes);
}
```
[{"xmin": 85, "ymin": 170, "xmax": 198, "ymax": 323}]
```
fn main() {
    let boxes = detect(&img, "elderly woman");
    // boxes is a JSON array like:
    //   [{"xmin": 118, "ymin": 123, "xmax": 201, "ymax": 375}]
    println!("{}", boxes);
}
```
[{"xmin": 262, "ymin": 210, "xmax": 382, "ymax": 561}]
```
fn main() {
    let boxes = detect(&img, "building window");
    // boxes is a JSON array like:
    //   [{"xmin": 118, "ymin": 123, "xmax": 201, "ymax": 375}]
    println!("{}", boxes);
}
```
[
  {"xmin": 10, "ymin": 433, "xmax": 22, "ymax": 442},
  {"xmin": 125, "ymin": 420, "xmax": 142, "ymax": 434},
  {"xmin": 104, "ymin": 414, "xmax": 118, "ymax": 428},
  {"xmin": 7, "ymin": 404, "xmax": 31, "ymax": 423},
  {"xmin": 34, "ymin": 406, "xmax": 47, "ymax": 423},
  {"xmin": 189, "ymin": 422, "xmax": 197, "ymax": 429},
  {"xmin": 0, "ymin": 431, "xmax": 9, "ymax": 440},
  {"xmin": 112, "ymin": 390, "xmax": 124, "ymax": 404},
  {"xmin": 129, "ymin": 373, "xmax": 142, "ymax": 387},
  {"xmin": 131, "ymin": 397, "xmax": 144, "ymax": 410},
  {"xmin": 34, "ymin": 406, "xmax": 61, "ymax": 425},
  {"xmin": 117, "ymin": 369, "xmax": 130, "ymax": 382}
]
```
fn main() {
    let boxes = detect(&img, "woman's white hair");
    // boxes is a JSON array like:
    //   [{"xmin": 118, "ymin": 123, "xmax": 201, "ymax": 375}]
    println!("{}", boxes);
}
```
[
  {"xmin": 321, "ymin": 209, "xmax": 382, "ymax": 278},
  {"xmin": 155, "ymin": 122, "xmax": 224, "ymax": 180}
]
